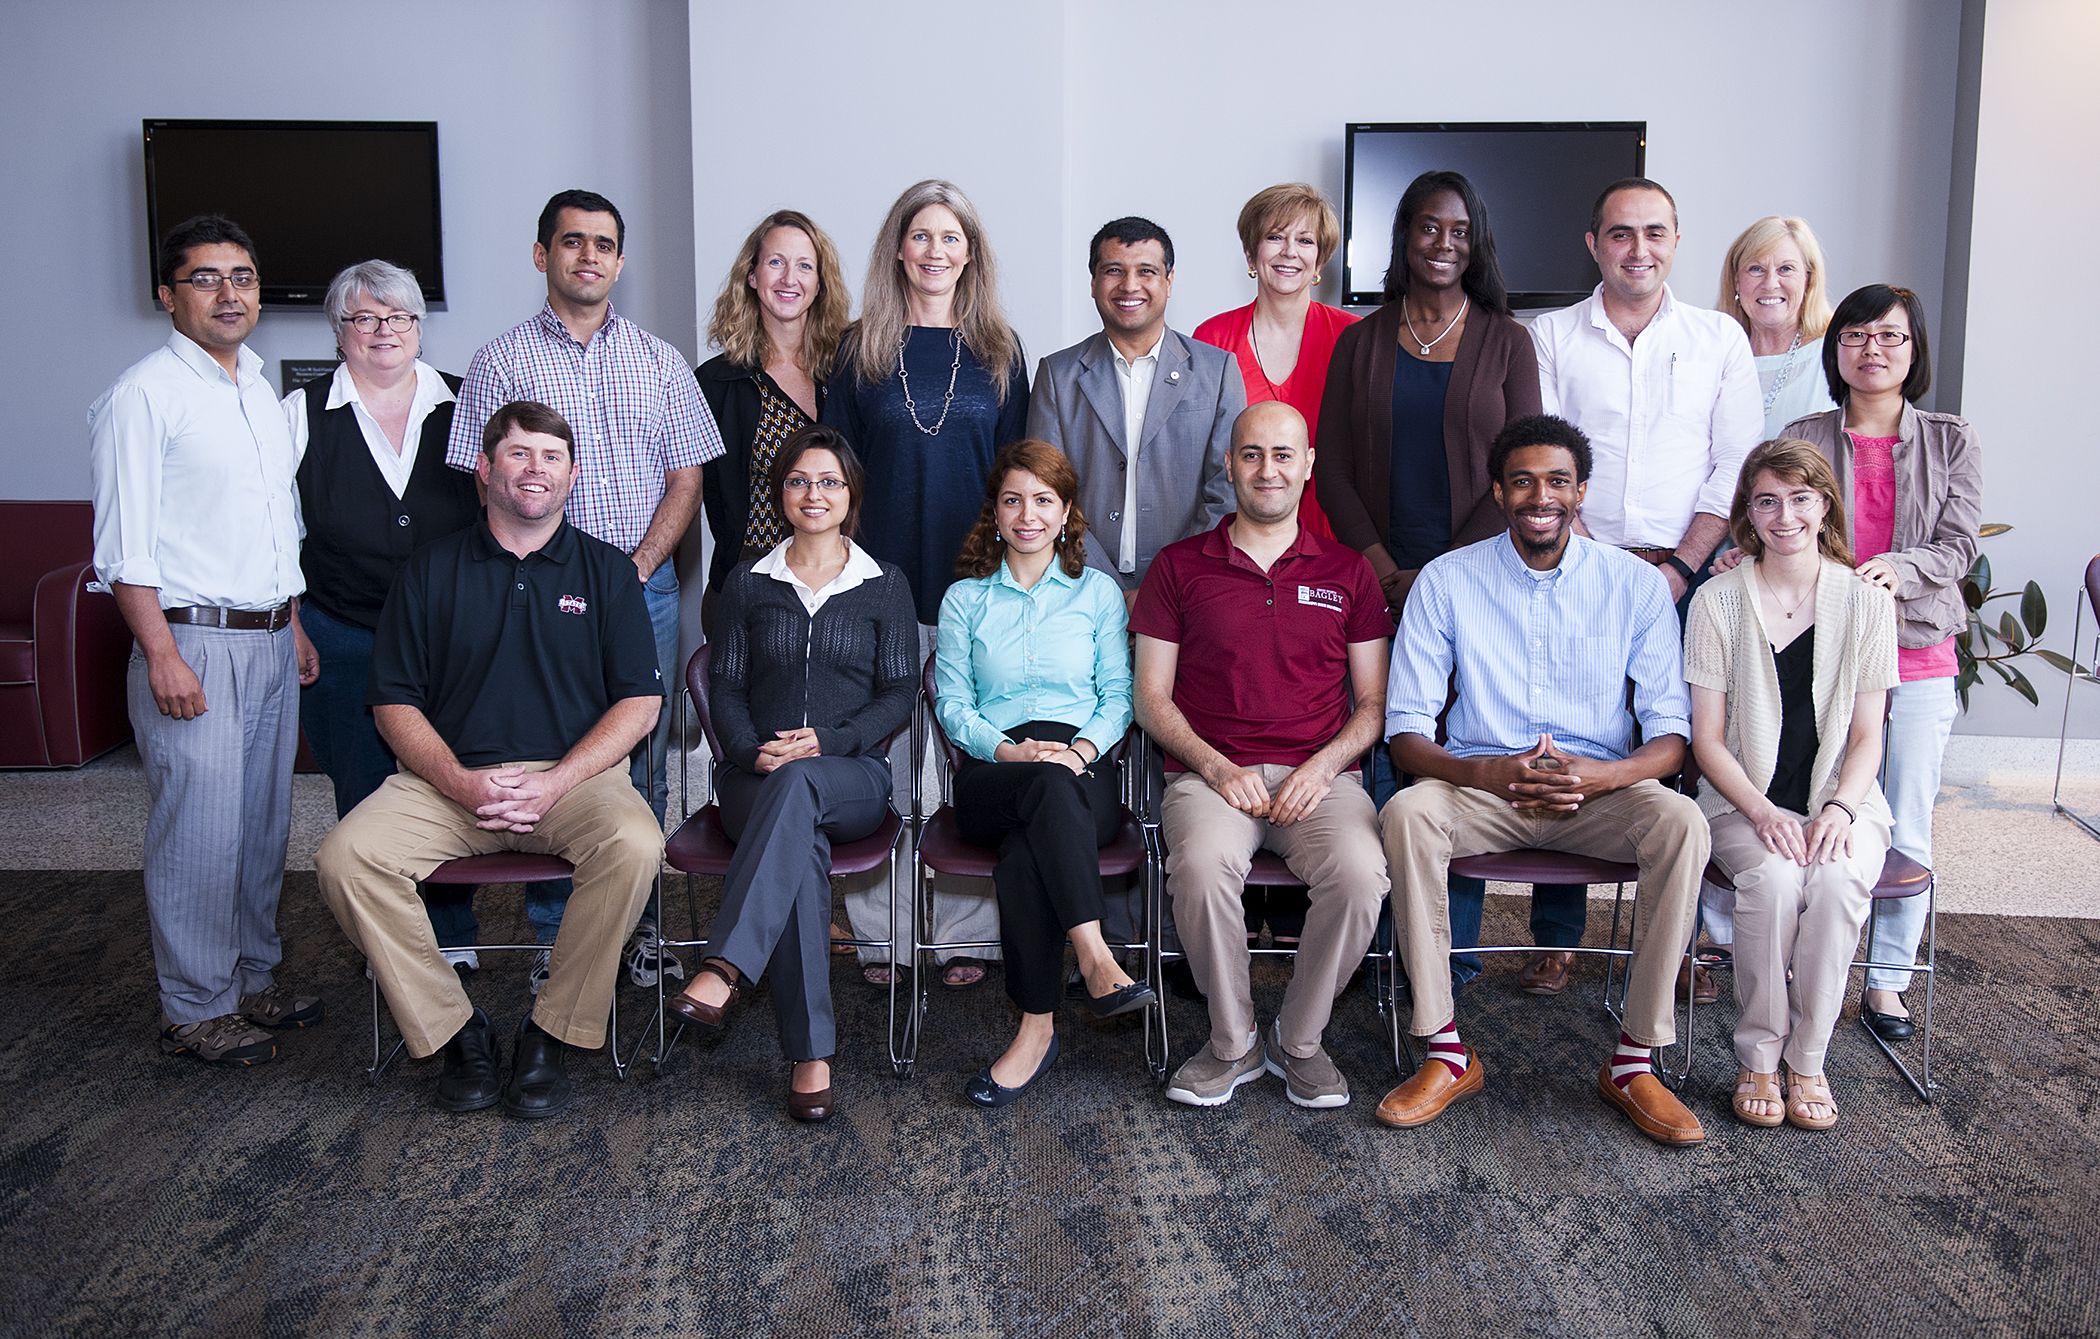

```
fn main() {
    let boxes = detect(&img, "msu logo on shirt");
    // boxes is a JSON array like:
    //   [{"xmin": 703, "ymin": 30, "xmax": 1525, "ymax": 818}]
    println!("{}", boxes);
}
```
[
  {"xmin": 1297, "ymin": 584, "xmax": 1345, "ymax": 614},
  {"xmin": 558, "ymin": 595, "xmax": 588, "ymax": 615}
]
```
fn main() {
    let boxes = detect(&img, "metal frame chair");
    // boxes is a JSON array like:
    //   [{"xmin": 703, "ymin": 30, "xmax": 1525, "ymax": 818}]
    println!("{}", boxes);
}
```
[
  {"xmin": 2053, "ymin": 554, "xmax": 2100, "ymax": 843},
  {"xmin": 366, "ymin": 851, "xmax": 635, "ymax": 1083},
  {"xmin": 906, "ymin": 652, "xmax": 1160, "ymax": 1078},
  {"xmin": 638, "ymin": 642, "xmax": 914, "ymax": 1076}
]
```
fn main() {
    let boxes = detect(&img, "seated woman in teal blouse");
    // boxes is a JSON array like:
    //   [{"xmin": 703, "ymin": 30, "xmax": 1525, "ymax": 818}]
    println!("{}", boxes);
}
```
[{"xmin": 935, "ymin": 439, "xmax": 1156, "ymax": 1107}]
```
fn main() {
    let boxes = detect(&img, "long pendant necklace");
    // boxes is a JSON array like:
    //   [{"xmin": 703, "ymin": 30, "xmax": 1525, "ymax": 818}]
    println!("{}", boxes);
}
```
[
  {"xmin": 899, "ymin": 327, "xmax": 964, "ymax": 435},
  {"xmin": 1403, "ymin": 294, "xmax": 1468, "ymax": 357},
  {"xmin": 1761, "ymin": 328, "xmax": 1804, "ymax": 411},
  {"xmin": 1246, "ymin": 319, "xmax": 1284, "ymax": 399}
]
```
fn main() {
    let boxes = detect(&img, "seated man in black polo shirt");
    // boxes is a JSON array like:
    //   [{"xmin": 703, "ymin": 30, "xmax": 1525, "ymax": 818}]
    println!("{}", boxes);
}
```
[{"xmin": 316, "ymin": 400, "xmax": 665, "ymax": 1119}]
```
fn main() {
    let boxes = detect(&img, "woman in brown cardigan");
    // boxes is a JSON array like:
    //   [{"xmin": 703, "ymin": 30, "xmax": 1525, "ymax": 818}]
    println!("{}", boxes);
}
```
[{"xmin": 1316, "ymin": 170, "xmax": 1574, "ymax": 990}]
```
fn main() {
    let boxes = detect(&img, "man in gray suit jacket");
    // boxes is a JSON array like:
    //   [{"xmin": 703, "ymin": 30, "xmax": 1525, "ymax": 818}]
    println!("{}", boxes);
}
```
[{"xmin": 1026, "ymin": 217, "xmax": 1244, "ymax": 609}]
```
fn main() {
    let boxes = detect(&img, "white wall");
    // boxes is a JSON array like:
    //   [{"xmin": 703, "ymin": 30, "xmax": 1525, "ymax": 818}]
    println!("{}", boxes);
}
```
[
  {"xmin": 4, "ymin": 0, "xmax": 696, "ymax": 501},
  {"xmin": 1953, "ymin": 0, "xmax": 2100, "ymax": 738}
]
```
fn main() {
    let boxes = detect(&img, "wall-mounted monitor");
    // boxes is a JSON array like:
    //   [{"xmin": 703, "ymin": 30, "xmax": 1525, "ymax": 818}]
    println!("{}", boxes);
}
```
[
  {"xmin": 143, "ymin": 119, "xmax": 444, "ymax": 309},
  {"xmin": 1342, "ymin": 122, "xmax": 1646, "ymax": 310}
]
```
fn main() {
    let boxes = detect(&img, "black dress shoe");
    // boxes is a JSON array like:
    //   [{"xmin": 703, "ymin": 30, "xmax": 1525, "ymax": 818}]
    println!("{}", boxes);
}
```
[
  {"xmin": 1079, "ymin": 980, "xmax": 1157, "ymax": 1019},
  {"xmin": 502, "ymin": 1017, "xmax": 573, "ymax": 1119},
  {"xmin": 1163, "ymin": 959, "xmax": 1205, "ymax": 1002},
  {"xmin": 1862, "ymin": 998, "xmax": 1915, "ymax": 1042},
  {"xmin": 435, "ymin": 1008, "xmax": 501, "ymax": 1113},
  {"xmin": 966, "ymin": 1032, "xmax": 1060, "ymax": 1108}
]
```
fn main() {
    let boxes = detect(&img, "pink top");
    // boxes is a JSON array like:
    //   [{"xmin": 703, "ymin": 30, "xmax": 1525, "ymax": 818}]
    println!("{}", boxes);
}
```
[
  {"xmin": 1194, "ymin": 301, "xmax": 1360, "ymax": 541},
  {"xmin": 1849, "ymin": 432, "xmax": 1958, "ymax": 681}
]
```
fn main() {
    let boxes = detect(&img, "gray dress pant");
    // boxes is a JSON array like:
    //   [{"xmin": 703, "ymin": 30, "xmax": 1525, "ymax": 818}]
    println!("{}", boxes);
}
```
[
  {"xmin": 714, "ymin": 755, "xmax": 893, "ymax": 1061},
  {"xmin": 128, "ymin": 623, "xmax": 298, "ymax": 1024}
]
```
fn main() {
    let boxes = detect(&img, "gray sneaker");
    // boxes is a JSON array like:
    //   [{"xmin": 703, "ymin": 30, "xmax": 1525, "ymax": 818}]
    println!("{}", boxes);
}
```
[
  {"xmin": 528, "ymin": 949, "xmax": 551, "ymax": 995},
  {"xmin": 238, "ymin": 981, "xmax": 324, "ymax": 1029},
  {"xmin": 1264, "ymin": 1022, "xmax": 1349, "ymax": 1108},
  {"xmin": 1164, "ymin": 1030, "xmax": 1267, "ymax": 1107},
  {"xmin": 160, "ymin": 1014, "xmax": 277, "ymax": 1065}
]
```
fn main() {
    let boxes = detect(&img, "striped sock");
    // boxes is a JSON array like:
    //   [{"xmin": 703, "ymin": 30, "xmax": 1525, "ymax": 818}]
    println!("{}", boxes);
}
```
[
  {"xmin": 1427, "ymin": 1020, "xmax": 1467, "ymax": 1080},
  {"xmin": 1608, "ymin": 1032, "xmax": 1652, "ymax": 1089}
]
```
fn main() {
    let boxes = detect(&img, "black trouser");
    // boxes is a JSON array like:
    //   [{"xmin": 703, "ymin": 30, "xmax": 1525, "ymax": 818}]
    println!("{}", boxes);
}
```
[
  {"xmin": 714, "ymin": 755, "xmax": 892, "ymax": 1062},
  {"xmin": 954, "ymin": 721, "xmax": 1120, "ymax": 1015}
]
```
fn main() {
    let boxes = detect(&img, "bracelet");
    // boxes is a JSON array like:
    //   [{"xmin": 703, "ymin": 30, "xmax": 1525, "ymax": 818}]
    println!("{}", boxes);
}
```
[
  {"xmin": 1821, "ymin": 798, "xmax": 1856, "ymax": 823},
  {"xmin": 1663, "ymin": 554, "xmax": 1698, "ymax": 585}
]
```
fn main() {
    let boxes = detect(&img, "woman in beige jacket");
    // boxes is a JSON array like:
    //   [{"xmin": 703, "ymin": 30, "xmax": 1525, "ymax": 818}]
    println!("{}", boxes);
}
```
[{"xmin": 1687, "ymin": 439, "xmax": 1899, "ymax": 1129}]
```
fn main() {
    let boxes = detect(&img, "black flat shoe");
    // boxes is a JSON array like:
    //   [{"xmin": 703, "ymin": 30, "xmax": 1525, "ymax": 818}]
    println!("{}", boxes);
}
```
[
  {"xmin": 966, "ymin": 1032, "xmax": 1059, "ymax": 1108},
  {"xmin": 1080, "ymin": 979, "xmax": 1156, "ymax": 1019},
  {"xmin": 435, "ymin": 1008, "xmax": 501, "ymax": 1113},
  {"xmin": 502, "ymin": 1017, "xmax": 573, "ymax": 1119},
  {"xmin": 1862, "ymin": 999, "xmax": 1915, "ymax": 1042}
]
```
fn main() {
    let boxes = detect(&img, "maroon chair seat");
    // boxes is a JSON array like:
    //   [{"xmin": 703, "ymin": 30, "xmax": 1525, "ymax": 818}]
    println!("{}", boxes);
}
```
[
  {"xmin": 0, "ymin": 502, "xmax": 133, "ymax": 768},
  {"xmin": 917, "ymin": 808, "xmax": 1144, "ymax": 882},
  {"xmin": 1702, "ymin": 848, "xmax": 1930, "ymax": 901},
  {"xmin": 666, "ymin": 805, "xmax": 903, "ymax": 879},
  {"xmin": 423, "ymin": 852, "xmax": 576, "ymax": 884},
  {"xmin": 1450, "ymin": 850, "xmax": 1640, "ymax": 885}
]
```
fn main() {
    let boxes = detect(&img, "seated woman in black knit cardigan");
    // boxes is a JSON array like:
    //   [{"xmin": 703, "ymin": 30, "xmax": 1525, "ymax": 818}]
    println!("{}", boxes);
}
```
[{"xmin": 667, "ymin": 424, "xmax": 918, "ymax": 1123}]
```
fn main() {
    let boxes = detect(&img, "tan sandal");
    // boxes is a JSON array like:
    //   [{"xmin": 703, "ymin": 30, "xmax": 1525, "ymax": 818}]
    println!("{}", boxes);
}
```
[
  {"xmin": 1785, "ymin": 1070, "xmax": 1838, "ymax": 1130},
  {"xmin": 1732, "ymin": 1069, "xmax": 1784, "ymax": 1127}
]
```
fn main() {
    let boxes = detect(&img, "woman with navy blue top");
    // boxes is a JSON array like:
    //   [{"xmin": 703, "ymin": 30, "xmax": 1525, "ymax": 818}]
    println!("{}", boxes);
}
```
[{"xmin": 935, "ymin": 440, "xmax": 1156, "ymax": 1106}]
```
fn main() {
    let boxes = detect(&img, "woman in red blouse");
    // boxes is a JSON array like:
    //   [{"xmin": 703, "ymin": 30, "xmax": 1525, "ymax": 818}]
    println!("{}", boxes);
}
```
[{"xmin": 1193, "ymin": 182, "xmax": 1358, "ymax": 540}]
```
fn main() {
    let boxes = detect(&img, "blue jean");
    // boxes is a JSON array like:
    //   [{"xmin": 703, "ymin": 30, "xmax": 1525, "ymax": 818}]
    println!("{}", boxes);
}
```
[
  {"xmin": 1372, "ymin": 744, "xmax": 1587, "ymax": 986},
  {"xmin": 1867, "ymin": 674, "xmax": 1957, "ymax": 991}
]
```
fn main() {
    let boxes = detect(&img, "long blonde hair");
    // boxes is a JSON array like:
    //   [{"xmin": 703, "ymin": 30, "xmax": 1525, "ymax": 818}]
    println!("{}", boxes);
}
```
[
  {"xmin": 706, "ymin": 211, "xmax": 850, "ymax": 375},
  {"xmin": 851, "ymin": 180, "xmax": 1018, "ymax": 402},
  {"xmin": 1717, "ymin": 216, "xmax": 1834, "ymax": 341}
]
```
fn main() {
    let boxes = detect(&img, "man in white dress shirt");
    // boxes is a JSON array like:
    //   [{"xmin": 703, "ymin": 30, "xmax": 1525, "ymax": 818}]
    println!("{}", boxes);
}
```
[
  {"xmin": 90, "ymin": 215, "xmax": 324, "ymax": 1066},
  {"xmin": 1522, "ymin": 178, "xmax": 1762, "ymax": 995}
]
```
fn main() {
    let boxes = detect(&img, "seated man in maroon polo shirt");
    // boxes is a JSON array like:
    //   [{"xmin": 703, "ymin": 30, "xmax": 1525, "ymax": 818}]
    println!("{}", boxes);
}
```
[{"xmin": 1132, "ymin": 400, "xmax": 1394, "ymax": 1109}]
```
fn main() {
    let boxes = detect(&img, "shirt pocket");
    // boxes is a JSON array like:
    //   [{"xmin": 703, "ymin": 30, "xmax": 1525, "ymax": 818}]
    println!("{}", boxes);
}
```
[
  {"xmin": 1563, "ymin": 635, "xmax": 1626, "ymax": 704},
  {"xmin": 1667, "ymin": 358, "xmax": 1721, "ymax": 427}
]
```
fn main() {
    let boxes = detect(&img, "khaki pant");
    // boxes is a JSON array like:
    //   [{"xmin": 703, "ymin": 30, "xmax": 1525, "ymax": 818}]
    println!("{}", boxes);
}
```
[
  {"xmin": 1381, "ymin": 778, "xmax": 1705, "ymax": 1049},
  {"xmin": 315, "ymin": 762, "xmax": 662, "ymax": 1058},
  {"xmin": 1710, "ymin": 806, "xmax": 1888, "ymax": 1075},
  {"xmin": 1161, "ymin": 768, "xmax": 1386, "ymax": 1061}
]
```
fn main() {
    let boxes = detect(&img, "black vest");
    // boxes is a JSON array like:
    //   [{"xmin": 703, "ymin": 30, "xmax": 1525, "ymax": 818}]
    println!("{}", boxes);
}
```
[{"xmin": 296, "ymin": 369, "xmax": 482, "ymax": 630}]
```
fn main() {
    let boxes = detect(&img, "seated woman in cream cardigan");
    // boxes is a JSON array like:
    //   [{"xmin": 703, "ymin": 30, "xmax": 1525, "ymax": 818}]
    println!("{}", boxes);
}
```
[{"xmin": 1684, "ymin": 438, "xmax": 1899, "ymax": 1130}]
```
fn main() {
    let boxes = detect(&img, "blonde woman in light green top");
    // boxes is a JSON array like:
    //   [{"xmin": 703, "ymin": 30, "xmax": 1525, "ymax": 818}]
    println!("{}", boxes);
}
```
[{"xmin": 1718, "ymin": 217, "xmax": 1838, "ymax": 438}]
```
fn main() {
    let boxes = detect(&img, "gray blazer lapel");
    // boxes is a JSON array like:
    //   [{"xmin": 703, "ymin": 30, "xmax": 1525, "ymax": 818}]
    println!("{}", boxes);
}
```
[
  {"xmin": 1075, "ymin": 334, "xmax": 1128, "ymax": 462},
  {"xmin": 1137, "ymin": 331, "xmax": 1193, "ymax": 455}
]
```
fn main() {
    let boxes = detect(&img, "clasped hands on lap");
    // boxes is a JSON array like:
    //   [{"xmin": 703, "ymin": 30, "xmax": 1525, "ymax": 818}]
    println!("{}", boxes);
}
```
[
  {"xmin": 1440, "ymin": 732, "xmax": 1643, "ymax": 814},
  {"xmin": 1200, "ymin": 756, "xmax": 1338, "ymax": 826}
]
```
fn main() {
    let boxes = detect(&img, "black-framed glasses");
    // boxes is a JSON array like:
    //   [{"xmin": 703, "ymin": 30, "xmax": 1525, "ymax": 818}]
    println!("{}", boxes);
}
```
[
  {"xmin": 1836, "ymin": 329, "xmax": 1911, "ymax": 348},
  {"xmin": 783, "ymin": 476, "xmax": 847, "ymax": 492},
  {"xmin": 168, "ymin": 270, "xmax": 258, "ymax": 292},
  {"xmin": 346, "ymin": 313, "xmax": 419, "ymax": 334}
]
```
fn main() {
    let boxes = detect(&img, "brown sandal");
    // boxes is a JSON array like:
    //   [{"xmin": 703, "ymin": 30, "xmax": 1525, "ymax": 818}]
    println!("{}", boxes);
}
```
[
  {"xmin": 1785, "ymin": 1070, "xmax": 1838, "ymax": 1130},
  {"xmin": 1731, "ymin": 1069, "xmax": 1784, "ymax": 1127},
  {"xmin": 668, "ymin": 959, "xmax": 740, "ymax": 1029}
]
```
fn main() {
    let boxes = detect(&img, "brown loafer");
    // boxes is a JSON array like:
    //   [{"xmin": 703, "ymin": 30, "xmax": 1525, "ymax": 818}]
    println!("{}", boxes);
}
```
[
  {"xmin": 667, "ymin": 960, "xmax": 739, "ymax": 1029},
  {"xmin": 1375, "ymin": 1048, "xmax": 1484, "ymax": 1127},
  {"xmin": 1518, "ymin": 952, "xmax": 1572, "ymax": 996},
  {"xmin": 1676, "ymin": 957, "xmax": 1719, "ymax": 1004},
  {"xmin": 787, "ymin": 1083, "xmax": 836, "ymax": 1123},
  {"xmin": 1596, "ymin": 1066, "xmax": 1706, "ymax": 1145}
]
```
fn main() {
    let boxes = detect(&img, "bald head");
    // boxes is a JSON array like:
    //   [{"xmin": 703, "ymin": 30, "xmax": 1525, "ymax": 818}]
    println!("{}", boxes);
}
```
[{"xmin": 1232, "ymin": 399, "xmax": 1307, "ymax": 451}]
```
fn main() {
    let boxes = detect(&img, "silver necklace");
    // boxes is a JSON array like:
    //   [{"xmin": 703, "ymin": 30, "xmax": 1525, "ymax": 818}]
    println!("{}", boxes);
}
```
[
  {"xmin": 1761, "ymin": 329, "xmax": 1803, "ymax": 411},
  {"xmin": 898, "ymin": 327, "xmax": 964, "ymax": 436},
  {"xmin": 1246, "ymin": 319, "xmax": 1283, "ymax": 398},
  {"xmin": 1403, "ymin": 294, "xmax": 1468, "ymax": 356}
]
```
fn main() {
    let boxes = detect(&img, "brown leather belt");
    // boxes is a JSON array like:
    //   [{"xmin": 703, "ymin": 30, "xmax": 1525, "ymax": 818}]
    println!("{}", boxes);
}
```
[
  {"xmin": 164, "ymin": 602, "xmax": 295, "ymax": 632},
  {"xmin": 1625, "ymin": 547, "xmax": 1675, "ymax": 564}
]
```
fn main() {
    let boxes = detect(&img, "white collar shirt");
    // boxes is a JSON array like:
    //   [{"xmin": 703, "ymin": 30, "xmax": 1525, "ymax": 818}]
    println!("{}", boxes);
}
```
[
  {"xmin": 753, "ymin": 537, "xmax": 884, "ymax": 616},
  {"xmin": 1529, "ymin": 283, "xmax": 1763, "ymax": 550},
  {"xmin": 1111, "ymin": 330, "xmax": 1165, "ymax": 572},
  {"xmin": 283, "ymin": 360, "xmax": 456, "ymax": 500},
  {"xmin": 89, "ymin": 330, "xmax": 305, "ymax": 610}
]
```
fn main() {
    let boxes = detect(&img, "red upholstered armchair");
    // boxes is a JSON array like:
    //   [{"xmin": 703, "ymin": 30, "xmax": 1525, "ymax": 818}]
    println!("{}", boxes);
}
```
[{"xmin": 0, "ymin": 501, "xmax": 134, "ymax": 767}]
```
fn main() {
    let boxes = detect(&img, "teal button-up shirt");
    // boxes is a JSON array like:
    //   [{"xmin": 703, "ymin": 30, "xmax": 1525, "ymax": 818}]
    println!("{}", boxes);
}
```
[{"xmin": 934, "ymin": 560, "xmax": 1132, "ymax": 763}]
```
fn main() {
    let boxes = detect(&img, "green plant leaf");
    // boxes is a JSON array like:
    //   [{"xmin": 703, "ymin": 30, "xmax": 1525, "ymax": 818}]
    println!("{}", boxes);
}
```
[
  {"xmin": 2008, "ymin": 666, "xmax": 2040, "ymax": 707},
  {"xmin": 2035, "ymin": 649, "xmax": 2096, "ymax": 678},
  {"xmin": 1974, "ymin": 553, "xmax": 1992, "ymax": 594},
  {"xmin": 1979, "ymin": 522, "xmax": 2013, "ymax": 537},
  {"xmin": 1963, "ymin": 580, "xmax": 1986, "ymax": 611},
  {"xmin": 2000, "ymin": 611, "xmax": 2027, "ymax": 652},
  {"xmin": 1988, "ymin": 660, "xmax": 2015, "ymax": 686},
  {"xmin": 2023, "ymin": 581, "xmax": 2046, "ymax": 638}
]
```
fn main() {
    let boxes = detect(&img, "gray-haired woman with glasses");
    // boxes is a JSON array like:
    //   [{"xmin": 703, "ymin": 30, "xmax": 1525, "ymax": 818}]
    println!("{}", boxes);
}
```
[
  {"xmin": 283, "ymin": 260, "xmax": 483, "ymax": 961},
  {"xmin": 1760, "ymin": 283, "xmax": 1981, "ymax": 1044}
]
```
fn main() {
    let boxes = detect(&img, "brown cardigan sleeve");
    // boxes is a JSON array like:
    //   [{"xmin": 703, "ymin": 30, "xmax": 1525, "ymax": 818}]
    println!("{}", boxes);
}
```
[
  {"xmin": 1316, "ymin": 303, "xmax": 1406, "ymax": 580},
  {"xmin": 1447, "ymin": 311, "xmax": 1542, "ymax": 547}
]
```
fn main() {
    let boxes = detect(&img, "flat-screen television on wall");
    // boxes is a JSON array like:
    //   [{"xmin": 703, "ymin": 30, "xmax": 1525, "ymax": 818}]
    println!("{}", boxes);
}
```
[
  {"xmin": 1342, "ymin": 122, "xmax": 1646, "ymax": 309},
  {"xmin": 143, "ymin": 119, "xmax": 444, "ymax": 309}
]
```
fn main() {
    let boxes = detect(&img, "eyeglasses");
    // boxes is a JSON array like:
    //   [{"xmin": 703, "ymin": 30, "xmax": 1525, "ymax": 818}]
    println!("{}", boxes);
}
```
[
  {"xmin": 167, "ymin": 271, "xmax": 258, "ymax": 292},
  {"xmin": 784, "ymin": 476, "xmax": 847, "ymax": 493},
  {"xmin": 1750, "ymin": 491, "xmax": 1824, "ymax": 516},
  {"xmin": 1836, "ymin": 329, "xmax": 1911, "ymax": 348},
  {"xmin": 346, "ymin": 313, "xmax": 419, "ymax": 334}
]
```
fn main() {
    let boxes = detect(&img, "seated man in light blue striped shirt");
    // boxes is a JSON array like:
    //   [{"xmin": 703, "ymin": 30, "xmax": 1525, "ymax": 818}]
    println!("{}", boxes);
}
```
[{"xmin": 1372, "ymin": 414, "xmax": 1711, "ymax": 1146}]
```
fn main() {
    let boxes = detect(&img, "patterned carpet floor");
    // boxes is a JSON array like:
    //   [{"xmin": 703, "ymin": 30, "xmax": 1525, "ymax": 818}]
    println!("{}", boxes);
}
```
[{"xmin": 1, "ymin": 870, "xmax": 2096, "ymax": 1338}]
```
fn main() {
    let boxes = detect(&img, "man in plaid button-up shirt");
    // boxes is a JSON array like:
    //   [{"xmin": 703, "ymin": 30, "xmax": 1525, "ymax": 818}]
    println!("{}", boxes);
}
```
[{"xmin": 446, "ymin": 190, "xmax": 723, "ymax": 969}]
